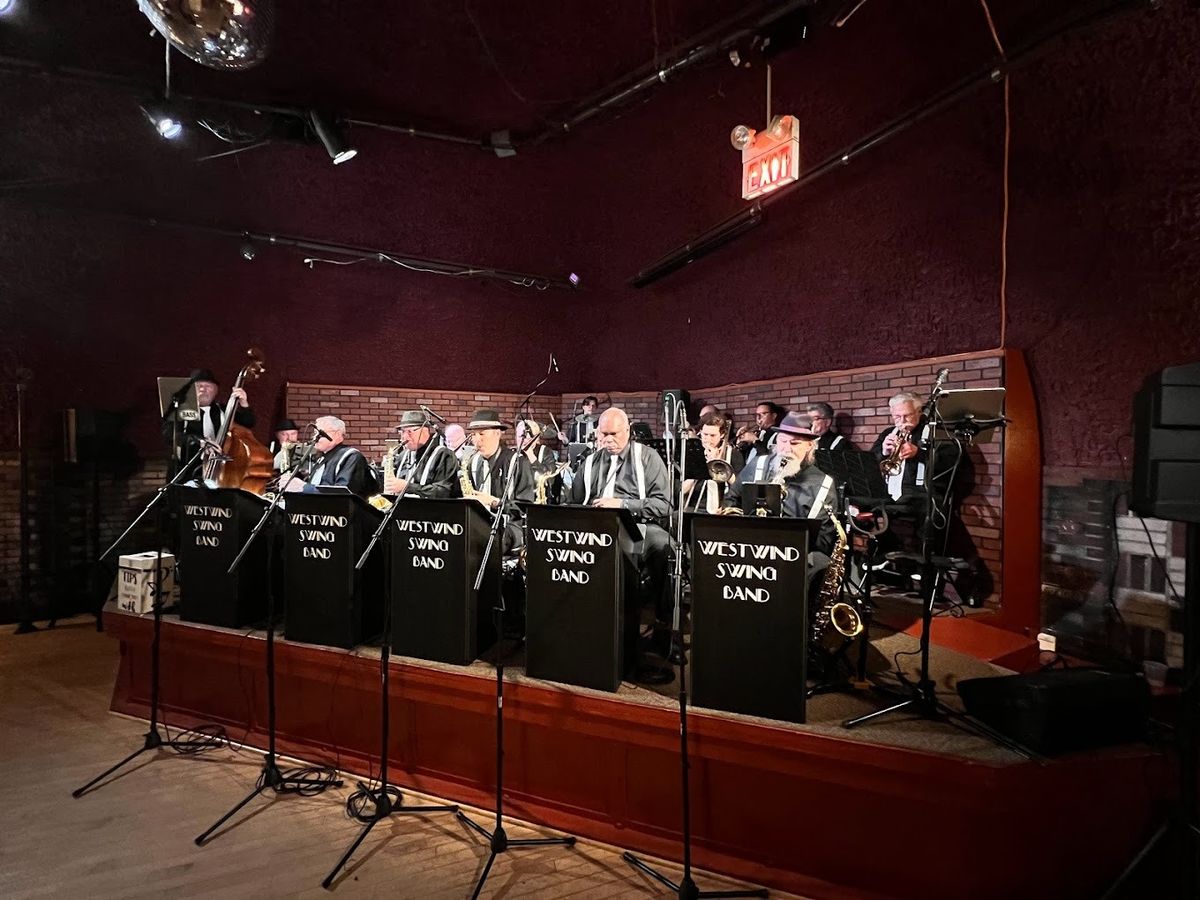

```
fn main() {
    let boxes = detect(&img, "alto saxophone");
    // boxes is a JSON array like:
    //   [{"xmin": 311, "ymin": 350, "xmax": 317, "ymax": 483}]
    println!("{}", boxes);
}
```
[
  {"xmin": 368, "ymin": 440, "xmax": 400, "ymax": 511},
  {"xmin": 811, "ymin": 513, "xmax": 863, "ymax": 642}
]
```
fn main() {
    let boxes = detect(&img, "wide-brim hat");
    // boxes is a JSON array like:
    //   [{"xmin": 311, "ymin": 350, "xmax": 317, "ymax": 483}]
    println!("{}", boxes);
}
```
[
  {"xmin": 395, "ymin": 409, "xmax": 429, "ymax": 429},
  {"xmin": 770, "ymin": 411, "xmax": 818, "ymax": 439},
  {"xmin": 190, "ymin": 368, "xmax": 219, "ymax": 385},
  {"xmin": 274, "ymin": 418, "xmax": 299, "ymax": 433},
  {"xmin": 467, "ymin": 408, "xmax": 508, "ymax": 431}
]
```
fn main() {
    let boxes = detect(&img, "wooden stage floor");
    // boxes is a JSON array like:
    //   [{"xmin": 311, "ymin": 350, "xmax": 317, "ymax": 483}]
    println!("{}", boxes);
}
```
[{"xmin": 0, "ymin": 618, "xmax": 800, "ymax": 899}]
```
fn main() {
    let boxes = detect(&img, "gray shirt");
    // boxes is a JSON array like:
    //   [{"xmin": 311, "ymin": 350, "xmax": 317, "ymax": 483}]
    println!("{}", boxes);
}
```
[{"xmin": 568, "ymin": 441, "xmax": 670, "ymax": 522}]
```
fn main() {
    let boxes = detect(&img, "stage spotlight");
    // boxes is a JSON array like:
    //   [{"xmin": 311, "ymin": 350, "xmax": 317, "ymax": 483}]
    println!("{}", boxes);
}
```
[
  {"xmin": 308, "ymin": 111, "xmax": 357, "ymax": 165},
  {"xmin": 568, "ymin": 272, "xmax": 580, "ymax": 287},
  {"xmin": 0, "ymin": 0, "xmax": 17, "ymax": 17},
  {"xmin": 730, "ymin": 124, "xmax": 756, "ymax": 150},
  {"xmin": 240, "ymin": 241, "xmax": 256, "ymax": 261},
  {"xmin": 140, "ymin": 100, "xmax": 183, "ymax": 140}
]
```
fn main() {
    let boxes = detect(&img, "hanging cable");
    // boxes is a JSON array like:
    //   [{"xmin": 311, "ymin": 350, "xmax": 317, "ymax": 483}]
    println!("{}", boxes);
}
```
[{"xmin": 980, "ymin": 0, "xmax": 1010, "ymax": 349}]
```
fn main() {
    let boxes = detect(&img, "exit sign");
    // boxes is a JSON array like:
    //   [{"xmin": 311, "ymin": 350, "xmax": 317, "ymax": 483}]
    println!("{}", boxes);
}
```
[{"xmin": 741, "ymin": 115, "xmax": 800, "ymax": 200}]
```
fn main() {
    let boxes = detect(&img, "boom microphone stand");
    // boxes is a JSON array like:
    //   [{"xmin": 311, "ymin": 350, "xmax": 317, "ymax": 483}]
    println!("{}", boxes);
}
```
[
  {"xmin": 623, "ymin": 404, "xmax": 768, "ymax": 900},
  {"xmin": 841, "ymin": 380, "xmax": 1030, "ymax": 757},
  {"xmin": 322, "ymin": 413, "xmax": 459, "ymax": 889},
  {"xmin": 456, "ymin": 414, "xmax": 575, "ymax": 900},
  {"xmin": 72, "ymin": 441, "xmax": 212, "ymax": 797},
  {"xmin": 195, "ymin": 431, "xmax": 343, "ymax": 846}
]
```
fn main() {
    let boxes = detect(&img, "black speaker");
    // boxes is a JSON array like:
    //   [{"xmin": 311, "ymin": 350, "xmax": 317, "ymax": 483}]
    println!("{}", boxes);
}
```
[
  {"xmin": 658, "ymin": 389, "xmax": 691, "ymax": 427},
  {"xmin": 957, "ymin": 669, "xmax": 1149, "ymax": 756},
  {"xmin": 1131, "ymin": 362, "xmax": 1200, "ymax": 524}
]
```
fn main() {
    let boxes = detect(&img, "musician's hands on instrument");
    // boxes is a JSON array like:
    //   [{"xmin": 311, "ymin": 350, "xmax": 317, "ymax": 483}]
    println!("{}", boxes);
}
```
[
  {"xmin": 385, "ymin": 475, "xmax": 407, "ymax": 495},
  {"xmin": 282, "ymin": 478, "xmax": 306, "ymax": 493},
  {"xmin": 230, "ymin": 387, "xmax": 249, "ymax": 408},
  {"xmin": 591, "ymin": 498, "xmax": 622, "ymax": 509},
  {"xmin": 897, "ymin": 442, "xmax": 918, "ymax": 461},
  {"xmin": 881, "ymin": 432, "xmax": 899, "ymax": 455}
]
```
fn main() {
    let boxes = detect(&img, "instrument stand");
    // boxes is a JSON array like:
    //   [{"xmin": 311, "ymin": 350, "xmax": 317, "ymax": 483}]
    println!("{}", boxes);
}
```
[
  {"xmin": 323, "ymin": 413, "xmax": 460, "ymax": 889},
  {"xmin": 622, "ymin": 405, "xmax": 768, "ymax": 900},
  {"xmin": 72, "ymin": 444, "xmax": 215, "ymax": 797},
  {"xmin": 457, "ymin": 419, "xmax": 576, "ymax": 900},
  {"xmin": 195, "ymin": 437, "xmax": 343, "ymax": 847},
  {"xmin": 841, "ymin": 393, "xmax": 1032, "ymax": 758}
]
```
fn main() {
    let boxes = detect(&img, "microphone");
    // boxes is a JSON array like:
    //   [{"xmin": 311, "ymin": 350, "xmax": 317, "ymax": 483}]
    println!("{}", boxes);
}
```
[
  {"xmin": 930, "ymin": 367, "xmax": 951, "ymax": 398},
  {"xmin": 311, "ymin": 423, "xmax": 332, "ymax": 442},
  {"xmin": 550, "ymin": 353, "xmax": 559, "ymax": 373},
  {"xmin": 419, "ymin": 404, "xmax": 446, "ymax": 423}
]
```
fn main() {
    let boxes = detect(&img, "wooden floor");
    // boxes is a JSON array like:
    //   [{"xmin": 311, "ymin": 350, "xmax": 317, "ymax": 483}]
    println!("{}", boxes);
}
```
[{"xmin": 0, "ymin": 619, "xmax": 804, "ymax": 900}]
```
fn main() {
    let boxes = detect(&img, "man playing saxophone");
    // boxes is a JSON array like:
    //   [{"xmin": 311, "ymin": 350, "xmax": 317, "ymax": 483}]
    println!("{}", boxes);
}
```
[
  {"xmin": 463, "ymin": 409, "xmax": 535, "ymax": 554},
  {"xmin": 384, "ymin": 409, "xmax": 458, "ymax": 499}
]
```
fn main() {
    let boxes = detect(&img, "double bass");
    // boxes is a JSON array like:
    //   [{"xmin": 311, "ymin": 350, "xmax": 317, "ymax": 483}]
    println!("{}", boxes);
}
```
[{"xmin": 200, "ymin": 348, "xmax": 275, "ymax": 495}]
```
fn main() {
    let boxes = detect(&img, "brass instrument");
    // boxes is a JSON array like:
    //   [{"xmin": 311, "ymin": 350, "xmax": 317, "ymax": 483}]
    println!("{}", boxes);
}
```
[
  {"xmin": 707, "ymin": 457, "xmax": 736, "ymax": 484},
  {"xmin": 368, "ymin": 440, "xmax": 400, "ymax": 511},
  {"xmin": 534, "ymin": 461, "xmax": 570, "ymax": 504},
  {"xmin": 880, "ymin": 426, "xmax": 912, "ymax": 477},
  {"xmin": 459, "ymin": 453, "xmax": 482, "ymax": 503},
  {"xmin": 811, "ymin": 514, "xmax": 863, "ymax": 642}
]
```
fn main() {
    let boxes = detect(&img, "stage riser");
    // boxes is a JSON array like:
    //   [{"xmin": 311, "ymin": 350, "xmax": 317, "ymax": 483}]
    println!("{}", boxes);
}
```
[{"xmin": 107, "ymin": 612, "xmax": 1165, "ymax": 900}]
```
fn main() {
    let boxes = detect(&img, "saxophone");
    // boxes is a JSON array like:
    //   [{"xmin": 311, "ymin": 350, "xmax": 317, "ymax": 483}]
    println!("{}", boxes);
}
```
[
  {"xmin": 811, "ymin": 514, "xmax": 863, "ymax": 642},
  {"xmin": 368, "ymin": 440, "xmax": 400, "ymax": 511},
  {"xmin": 458, "ymin": 453, "xmax": 479, "ymax": 500},
  {"xmin": 533, "ymin": 461, "xmax": 570, "ymax": 504}
]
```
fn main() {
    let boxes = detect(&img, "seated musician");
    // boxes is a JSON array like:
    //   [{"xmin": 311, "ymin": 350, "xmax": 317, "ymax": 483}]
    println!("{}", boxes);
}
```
[
  {"xmin": 870, "ymin": 391, "xmax": 956, "ymax": 556},
  {"xmin": 567, "ymin": 407, "xmax": 674, "ymax": 682},
  {"xmin": 739, "ymin": 400, "xmax": 785, "ymax": 466},
  {"xmin": 281, "ymin": 416, "xmax": 377, "ymax": 498},
  {"xmin": 270, "ymin": 418, "xmax": 300, "ymax": 473},
  {"xmin": 807, "ymin": 402, "xmax": 855, "ymax": 451},
  {"xmin": 384, "ymin": 410, "xmax": 458, "ymax": 499},
  {"xmin": 562, "ymin": 395, "xmax": 600, "ymax": 444},
  {"xmin": 516, "ymin": 418, "xmax": 559, "ymax": 469},
  {"xmin": 444, "ymin": 423, "xmax": 470, "ymax": 460},
  {"xmin": 723, "ymin": 413, "xmax": 837, "ymax": 554},
  {"xmin": 464, "ymin": 409, "xmax": 535, "ymax": 553},
  {"xmin": 683, "ymin": 412, "xmax": 745, "ymax": 513},
  {"xmin": 165, "ymin": 367, "xmax": 256, "ymax": 467}
]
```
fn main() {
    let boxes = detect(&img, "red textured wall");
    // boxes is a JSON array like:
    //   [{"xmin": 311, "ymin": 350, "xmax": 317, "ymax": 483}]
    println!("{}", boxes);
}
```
[{"xmin": 3, "ymin": 0, "xmax": 1200, "ymax": 484}]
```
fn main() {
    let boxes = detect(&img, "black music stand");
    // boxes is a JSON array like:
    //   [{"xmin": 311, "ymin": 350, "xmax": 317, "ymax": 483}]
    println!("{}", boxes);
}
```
[
  {"xmin": 807, "ymin": 450, "xmax": 890, "ymax": 698},
  {"xmin": 456, "ymin": 428, "xmax": 576, "ymax": 900},
  {"xmin": 195, "ymin": 439, "xmax": 344, "ymax": 848},
  {"xmin": 72, "ymin": 441, "xmax": 219, "ymax": 798},
  {"xmin": 622, "ymin": 406, "xmax": 768, "ymax": 900},
  {"xmin": 841, "ymin": 390, "xmax": 1030, "ymax": 757},
  {"xmin": 322, "ymin": 417, "xmax": 461, "ymax": 890}
]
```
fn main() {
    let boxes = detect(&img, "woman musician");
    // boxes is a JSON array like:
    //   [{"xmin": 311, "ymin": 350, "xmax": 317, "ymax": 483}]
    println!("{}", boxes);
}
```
[{"xmin": 682, "ymin": 412, "xmax": 745, "ymax": 513}]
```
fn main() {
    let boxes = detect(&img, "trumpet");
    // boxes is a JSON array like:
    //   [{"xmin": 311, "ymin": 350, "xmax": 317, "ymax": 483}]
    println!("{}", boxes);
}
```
[{"xmin": 880, "ymin": 426, "xmax": 912, "ymax": 477}]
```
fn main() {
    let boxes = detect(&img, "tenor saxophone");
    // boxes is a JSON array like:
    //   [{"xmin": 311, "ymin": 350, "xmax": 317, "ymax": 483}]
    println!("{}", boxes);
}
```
[
  {"xmin": 811, "ymin": 514, "xmax": 863, "ymax": 642},
  {"xmin": 368, "ymin": 440, "xmax": 399, "ymax": 511}
]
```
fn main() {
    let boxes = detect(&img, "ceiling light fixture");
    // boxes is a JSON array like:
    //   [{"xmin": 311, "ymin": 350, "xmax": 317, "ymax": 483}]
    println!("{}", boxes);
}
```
[
  {"xmin": 308, "ymin": 111, "xmax": 357, "ymax": 165},
  {"xmin": 0, "ymin": 0, "xmax": 18, "ymax": 17}
]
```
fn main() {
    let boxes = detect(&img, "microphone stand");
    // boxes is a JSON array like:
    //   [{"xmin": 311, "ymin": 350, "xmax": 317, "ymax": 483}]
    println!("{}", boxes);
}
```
[
  {"xmin": 196, "ymin": 434, "xmax": 344, "ymax": 846},
  {"xmin": 322, "ymin": 414, "xmax": 460, "ymax": 889},
  {"xmin": 457, "ymin": 404, "xmax": 575, "ymax": 900},
  {"xmin": 72, "ymin": 441, "xmax": 213, "ymax": 797},
  {"xmin": 842, "ymin": 386, "xmax": 1032, "ymax": 758},
  {"xmin": 622, "ymin": 404, "xmax": 768, "ymax": 900}
]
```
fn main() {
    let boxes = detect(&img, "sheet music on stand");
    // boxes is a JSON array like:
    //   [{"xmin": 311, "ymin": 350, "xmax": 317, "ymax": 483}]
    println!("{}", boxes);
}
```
[
  {"xmin": 643, "ymin": 438, "xmax": 707, "ymax": 480},
  {"xmin": 812, "ymin": 450, "xmax": 890, "ymax": 507},
  {"xmin": 157, "ymin": 377, "xmax": 200, "ymax": 422},
  {"xmin": 934, "ymin": 388, "xmax": 1006, "ymax": 443}
]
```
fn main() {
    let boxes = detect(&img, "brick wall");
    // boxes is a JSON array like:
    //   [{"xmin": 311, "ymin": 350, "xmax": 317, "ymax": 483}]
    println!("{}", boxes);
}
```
[
  {"xmin": 297, "ymin": 350, "xmax": 1006, "ymax": 607},
  {"xmin": 0, "ymin": 451, "xmax": 167, "ymax": 624}
]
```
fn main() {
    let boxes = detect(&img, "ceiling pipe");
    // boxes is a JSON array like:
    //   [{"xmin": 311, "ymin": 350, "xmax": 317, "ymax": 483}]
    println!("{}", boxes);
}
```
[{"xmin": 632, "ymin": 0, "xmax": 1152, "ymax": 288}]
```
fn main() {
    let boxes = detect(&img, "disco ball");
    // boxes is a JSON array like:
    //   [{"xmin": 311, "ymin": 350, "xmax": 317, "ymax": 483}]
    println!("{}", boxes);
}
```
[{"xmin": 137, "ymin": 0, "xmax": 275, "ymax": 71}]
